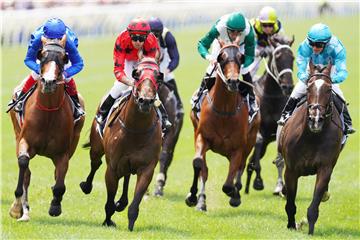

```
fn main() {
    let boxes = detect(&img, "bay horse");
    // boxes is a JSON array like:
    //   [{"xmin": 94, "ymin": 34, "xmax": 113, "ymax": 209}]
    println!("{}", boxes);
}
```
[
  {"xmin": 154, "ymin": 83, "xmax": 184, "ymax": 196},
  {"xmin": 185, "ymin": 39, "xmax": 260, "ymax": 211},
  {"xmin": 245, "ymin": 34, "xmax": 295, "ymax": 194},
  {"xmin": 80, "ymin": 58, "xmax": 163, "ymax": 231},
  {"xmin": 278, "ymin": 63, "xmax": 344, "ymax": 234},
  {"xmin": 8, "ymin": 36, "xmax": 85, "ymax": 221}
]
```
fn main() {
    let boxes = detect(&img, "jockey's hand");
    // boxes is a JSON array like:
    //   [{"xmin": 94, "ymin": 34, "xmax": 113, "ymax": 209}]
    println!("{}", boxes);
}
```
[{"xmin": 121, "ymin": 76, "xmax": 135, "ymax": 86}]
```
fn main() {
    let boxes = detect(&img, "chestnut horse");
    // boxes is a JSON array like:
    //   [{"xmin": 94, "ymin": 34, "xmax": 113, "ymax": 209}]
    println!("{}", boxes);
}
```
[
  {"xmin": 80, "ymin": 58, "xmax": 163, "ymax": 231},
  {"xmin": 278, "ymin": 63, "xmax": 343, "ymax": 234},
  {"xmin": 245, "ymin": 34, "xmax": 295, "ymax": 194},
  {"xmin": 185, "ymin": 40, "xmax": 260, "ymax": 211},
  {"xmin": 8, "ymin": 37, "xmax": 85, "ymax": 221}
]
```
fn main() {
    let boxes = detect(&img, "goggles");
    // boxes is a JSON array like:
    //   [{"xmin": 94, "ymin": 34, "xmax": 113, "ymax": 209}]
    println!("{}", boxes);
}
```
[{"xmin": 131, "ymin": 34, "xmax": 147, "ymax": 42}]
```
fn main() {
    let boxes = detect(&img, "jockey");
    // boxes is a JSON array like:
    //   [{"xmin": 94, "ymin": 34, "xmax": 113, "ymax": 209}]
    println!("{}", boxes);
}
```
[
  {"xmin": 95, "ymin": 17, "xmax": 171, "ymax": 131},
  {"xmin": 249, "ymin": 6, "xmax": 284, "ymax": 77},
  {"xmin": 193, "ymin": 11, "xmax": 258, "ymax": 122},
  {"xmin": 10, "ymin": 18, "xmax": 84, "ymax": 119},
  {"xmin": 148, "ymin": 17, "xmax": 183, "ymax": 114},
  {"xmin": 278, "ymin": 23, "xmax": 355, "ymax": 134}
]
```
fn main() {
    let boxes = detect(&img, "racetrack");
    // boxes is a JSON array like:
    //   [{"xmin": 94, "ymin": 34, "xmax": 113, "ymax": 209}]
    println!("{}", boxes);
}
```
[{"xmin": 1, "ymin": 15, "xmax": 359, "ymax": 239}]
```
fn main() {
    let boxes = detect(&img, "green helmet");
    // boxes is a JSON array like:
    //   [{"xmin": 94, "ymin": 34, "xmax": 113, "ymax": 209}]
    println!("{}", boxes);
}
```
[{"xmin": 226, "ymin": 12, "xmax": 246, "ymax": 31}]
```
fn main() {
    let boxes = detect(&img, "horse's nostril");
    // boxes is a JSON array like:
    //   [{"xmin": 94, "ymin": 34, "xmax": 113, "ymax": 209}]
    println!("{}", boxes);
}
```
[{"xmin": 138, "ymin": 98, "xmax": 144, "ymax": 104}]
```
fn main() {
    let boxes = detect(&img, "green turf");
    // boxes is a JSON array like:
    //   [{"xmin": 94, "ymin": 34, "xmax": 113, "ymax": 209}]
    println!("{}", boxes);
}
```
[{"xmin": 1, "ymin": 15, "xmax": 359, "ymax": 239}]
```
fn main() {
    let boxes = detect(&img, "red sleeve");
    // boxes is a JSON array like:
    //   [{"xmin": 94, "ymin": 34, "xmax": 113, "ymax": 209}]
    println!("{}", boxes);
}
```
[
  {"xmin": 143, "ymin": 33, "xmax": 160, "ymax": 58},
  {"xmin": 113, "ymin": 32, "xmax": 127, "ymax": 81}
]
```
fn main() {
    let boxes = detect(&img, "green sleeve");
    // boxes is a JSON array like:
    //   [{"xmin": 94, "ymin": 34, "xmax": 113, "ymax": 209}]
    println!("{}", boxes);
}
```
[
  {"xmin": 243, "ymin": 26, "xmax": 255, "ymax": 68},
  {"xmin": 197, "ymin": 25, "xmax": 220, "ymax": 59}
]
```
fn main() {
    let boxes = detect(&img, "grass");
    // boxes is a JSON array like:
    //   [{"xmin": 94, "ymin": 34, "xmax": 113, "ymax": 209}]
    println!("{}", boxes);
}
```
[{"xmin": 1, "ymin": 15, "xmax": 359, "ymax": 239}]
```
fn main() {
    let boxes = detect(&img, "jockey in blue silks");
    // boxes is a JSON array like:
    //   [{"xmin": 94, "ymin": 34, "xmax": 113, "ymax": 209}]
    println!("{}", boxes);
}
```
[
  {"xmin": 10, "ymin": 18, "xmax": 84, "ymax": 119},
  {"xmin": 278, "ymin": 23, "xmax": 355, "ymax": 134}
]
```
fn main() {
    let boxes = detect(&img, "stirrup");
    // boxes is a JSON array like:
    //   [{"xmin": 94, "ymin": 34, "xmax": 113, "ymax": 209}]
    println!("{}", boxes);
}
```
[
  {"xmin": 345, "ymin": 126, "xmax": 356, "ymax": 135},
  {"xmin": 14, "ymin": 101, "xmax": 23, "ymax": 113},
  {"xmin": 96, "ymin": 113, "xmax": 107, "ymax": 125},
  {"xmin": 277, "ymin": 116, "xmax": 287, "ymax": 126}
]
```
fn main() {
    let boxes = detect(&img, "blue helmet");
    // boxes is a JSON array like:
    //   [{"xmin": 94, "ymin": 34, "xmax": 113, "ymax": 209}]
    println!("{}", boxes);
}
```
[
  {"xmin": 307, "ymin": 23, "xmax": 332, "ymax": 43},
  {"xmin": 43, "ymin": 18, "xmax": 66, "ymax": 39},
  {"xmin": 148, "ymin": 17, "xmax": 164, "ymax": 33}
]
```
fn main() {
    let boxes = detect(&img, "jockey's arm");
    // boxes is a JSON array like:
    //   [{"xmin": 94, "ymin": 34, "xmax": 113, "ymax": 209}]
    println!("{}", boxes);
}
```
[
  {"xmin": 331, "ymin": 46, "xmax": 348, "ymax": 83},
  {"xmin": 242, "ymin": 26, "xmax": 256, "ymax": 74},
  {"xmin": 63, "ymin": 40, "xmax": 84, "ymax": 79},
  {"xmin": 113, "ymin": 36, "xmax": 131, "ymax": 85},
  {"xmin": 198, "ymin": 25, "xmax": 220, "ymax": 60},
  {"xmin": 165, "ymin": 31, "xmax": 179, "ymax": 72},
  {"xmin": 296, "ymin": 41, "xmax": 312, "ymax": 82},
  {"xmin": 24, "ymin": 33, "xmax": 42, "ymax": 74}
]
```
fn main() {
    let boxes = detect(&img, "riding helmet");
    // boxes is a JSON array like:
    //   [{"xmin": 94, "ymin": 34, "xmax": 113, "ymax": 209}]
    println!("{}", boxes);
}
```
[
  {"xmin": 43, "ymin": 18, "xmax": 66, "ymax": 39},
  {"xmin": 127, "ymin": 17, "xmax": 151, "ymax": 35},
  {"xmin": 307, "ymin": 23, "xmax": 332, "ymax": 43},
  {"xmin": 226, "ymin": 12, "xmax": 246, "ymax": 31}
]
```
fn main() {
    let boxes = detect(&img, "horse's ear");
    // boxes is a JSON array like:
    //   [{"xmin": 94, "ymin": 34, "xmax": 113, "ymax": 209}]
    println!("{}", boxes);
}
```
[
  {"xmin": 132, "ymin": 69, "xmax": 140, "ymax": 80},
  {"xmin": 64, "ymin": 53, "xmax": 69, "ymax": 64},
  {"xmin": 289, "ymin": 35, "xmax": 295, "ymax": 47},
  {"xmin": 157, "ymin": 71, "xmax": 164, "ymax": 85},
  {"xmin": 218, "ymin": 38, "xmax": 225, "ymax": 48},
  {"xmin": 323, "ymin": 63, "xmax": 332, "ymax": 76},
  {"xmin": 309, "ymin": 60, "xmax": 315, "ymax": 74},
  {"xmin": 59, "ymin": 34, "xmax": 67, "ymax": 48},
  {"xmin": 41, "ymin": 36, "xmax": 48, "ymax": 45}
]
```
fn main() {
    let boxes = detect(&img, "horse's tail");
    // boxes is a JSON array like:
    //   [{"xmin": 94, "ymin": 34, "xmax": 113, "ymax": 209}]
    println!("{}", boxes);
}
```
[{"xmin": 82, "ymin": 141, "xmax": 91, "ymax": 149}]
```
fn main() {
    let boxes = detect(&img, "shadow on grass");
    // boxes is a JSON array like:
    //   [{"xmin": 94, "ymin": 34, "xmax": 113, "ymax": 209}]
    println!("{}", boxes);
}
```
[
  {"xmin": 316, "ymin": 225, "xmax": 360, "ymax": 238},
  {"xmin": 135, "ymin": 223, "xmax": 192, "ymax": 237},
  {"xmin": 35, "ymin": 217, "xmax": 101, "ymax": 228},
  {"xmin": 211, "ymin": 207, "xmax": 287, "ymax": 222}
]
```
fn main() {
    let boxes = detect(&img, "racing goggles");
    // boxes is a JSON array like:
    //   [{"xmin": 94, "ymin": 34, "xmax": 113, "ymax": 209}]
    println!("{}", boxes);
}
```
[
  {"xmin": 130, "ymin": 34, "xmax": 147, "ymax": 42},
  {"xmin": 261, "ymin": 23, "xmax": 274, "ymax": 28},
  {"xmin": 308, "ymin": 40, "xmax": 326, "ymax": 48}
]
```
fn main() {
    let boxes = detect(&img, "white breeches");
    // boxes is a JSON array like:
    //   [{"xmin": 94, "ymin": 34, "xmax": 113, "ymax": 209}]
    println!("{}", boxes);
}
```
[{"xmin": 109, "ymin": 60, "xmax": 136, "ymax": 99}]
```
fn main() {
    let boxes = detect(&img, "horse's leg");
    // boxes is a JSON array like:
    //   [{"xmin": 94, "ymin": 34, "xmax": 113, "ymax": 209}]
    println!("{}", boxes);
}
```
[
  {"xmin": 223, "ymin": 150, "xmax": 244, "ymax": 207},
  {"xmin": 284, "ymin": 168, "xmax": 298, "ymax": 229},
  {"xmin": 196, "ymin": 155, "xmax": 208, "ymax": 211},
  {"xmin": 273, "ymin": 152, "xmax": 285, "ymax": 195},
  {"xmin": 103, "ymin": 167, "xmax": 118, "ymax": 227},
  {"xmin": 10, "ymin": 139, "xmax": 31, "ymax": 219},
  {"xmin": 115, "ymin": 174, "xmax": 130, "ymax": 212},
  {"xmin": 128, "ymin": 166, "xmax": 155, "ymax": 231},
  {"xmin": 307, "ymin": 168, "xmax": 332, "ymax": 235},
  {"xmin": 185, "ymin": 133, "xmax": 208, "ymax": 207},
  {"xmin": 245, "ymin": 133, "xmax": 262, "ymax": 193},
  {"xmin": 48, "ymin": 154, "xmax": 69, "ymax": 217},
  {"xmin": 80, "ymin": 142, "xmax": 104, "ymax": 194},
  {"xmin": 17, "ymin": 168, "xmax": 31, "ymax": 222}
]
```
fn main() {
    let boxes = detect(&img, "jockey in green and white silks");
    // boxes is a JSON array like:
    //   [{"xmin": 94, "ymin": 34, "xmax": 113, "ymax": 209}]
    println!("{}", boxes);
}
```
[
  {"xmin": 278, "ymin": 23, "xmax": 355, "ymax": 134},
  {"xmin": 193, "ymin": 12, "xmax": 258, "ymax": 122}
]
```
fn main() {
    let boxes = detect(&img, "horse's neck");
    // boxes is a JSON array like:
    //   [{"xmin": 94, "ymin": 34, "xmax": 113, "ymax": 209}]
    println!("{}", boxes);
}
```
[
  {"xmin": 35, "ymin": 84, "xmax": 65, "ymax": 108},
  {"xmin": 210, "ymin": 76, "xmax": 239, "ymax": 111},
  {"xmin": 263, "ymin": 73, "xmax": 282, "ymax": 95},
  {"xmin": 122, "ymin": 95, "xmax": 156, "ymax": 130}
]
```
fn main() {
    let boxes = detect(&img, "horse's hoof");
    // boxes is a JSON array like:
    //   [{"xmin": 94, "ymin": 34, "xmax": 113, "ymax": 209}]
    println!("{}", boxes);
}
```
[
  {"xmin": 115, "ymin": 199, "xmax": 128, "ymax": 212},
  {"xmin": 185, "ymin": 193, "xmax": 197, "ymax": 207},
  {"xmin": 17, "ymin": 213, "xmax": 30, "ymax": 222},
  {"xmin": 229, "ymin": 197, "xmax": 241, "ymax": 207},
  {"xmin": 321, "ymin": 191, "xmax": 330, "ymax": 202},
  {"xmin": 9, "ymin": 200, "xmax": 23, "ymax": 219},
  {"xmin": 48, "ymin": 204, "xmax": 62, "ymax": 217},
  {"xmin": 195, "ymin": 194, "xmax": 206, "ymax": 211},
  {"xmin": 296, "ymin": 217, "xmax": 308, "ymax": 230},
  {"xmin": 9, "ymin": 208, "xmax": 22, "ymax": 219},
  {"xmin": 79, "ymin": 181, "xmax": 92, "ymax": 194},
  {"xmin": 244, "ymin": 187, "xmax": 250, "ymax": 194},
  {"xmin": 102, "ymin": 219, "xmax": 116, "ymax": 227},
  {"xmin": 273, "ymin": 181, "xmax": 284, "ymax": 195},
  {"xmin": 154, "ymin": 184, "xmax": 164, "ymax": 197},
  {"xmin": 222, "ymin": 185, "xmax": 233, "ymax": 197},
  {"xmin": 253, "ymin": 178, "xmax": 264, "ymax": 190}
]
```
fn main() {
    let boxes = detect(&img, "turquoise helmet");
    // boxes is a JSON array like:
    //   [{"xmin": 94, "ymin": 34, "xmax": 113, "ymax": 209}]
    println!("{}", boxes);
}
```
[
  {"xmin": 226, "ymin": 12, "xmax": 246, "ymax": 31},
  {"xmin": 307, "ymin": 23, "xmax": 332, "ymax": 43}
]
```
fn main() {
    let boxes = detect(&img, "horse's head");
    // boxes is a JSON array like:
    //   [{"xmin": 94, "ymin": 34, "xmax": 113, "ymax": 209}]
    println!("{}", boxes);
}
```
[
  {"xmin": 131, "ymin": 57, "xmax": 163, "ymax": 113},
  {"xmin": 216, "ymin": 39, "xmax": 243, "ymax": 92},
  {"xmin": 38, "ymin": 35, "xmax": 68, "ymax": 93},
  {"xmin": 268, "ymin": 34, "xmax": 295, "ymax": 96},
  {"xmin": 306, "ymin": 62, "xmax": 333, "ymax": 133}
]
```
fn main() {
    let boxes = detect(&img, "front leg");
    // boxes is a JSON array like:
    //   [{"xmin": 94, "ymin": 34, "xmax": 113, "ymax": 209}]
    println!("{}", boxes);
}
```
[{"xmin": 285, "ymin": 168, "xmax": 298, "ymax": 229}]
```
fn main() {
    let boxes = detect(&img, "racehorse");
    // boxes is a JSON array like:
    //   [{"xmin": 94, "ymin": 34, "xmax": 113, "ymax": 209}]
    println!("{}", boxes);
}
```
[
  {"xmin": 80, "ymin": 57, "xmax": 163, "ymax": 231},
  {"xmin": 185, "ymin": 39, "xmax": 260, "ymax": 211},
  {"xmin": 154, "ymin": 83, "xmax": 184, "ymax": 196},
  {"xmin": 278, "ymin": 63, "xmax": 344, "ymax": 234},
  {"xmin": 9, "ymin": 36, "xmax": 85, "ymax": 221},
  {"xmin": 245, "ymin": 34, "xmax": 295, "ymax": 194}
]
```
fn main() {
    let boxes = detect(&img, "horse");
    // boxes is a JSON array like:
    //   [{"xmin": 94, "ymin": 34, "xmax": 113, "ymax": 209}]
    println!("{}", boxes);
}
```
[
  {"xmin": 8, "ymin": 36, "xmax": 85, "ymax": 221},
  {"xmin": 185, "ymin": 39, "xmax": 260, "ymax": 211},
  {"xmin": 278, "ymin": 63, "xmax": 344, "ymax": 234},
  {"xmin": 154, "ymin": 83, "xmax": 184, "ymax": 196},
  {"xmin": 245, "ymin": 34, "xmax": 295, "ymax": 195},
  {"xmin": 80, "ymin": 57, "xmax": 163, "ymax": 231}
]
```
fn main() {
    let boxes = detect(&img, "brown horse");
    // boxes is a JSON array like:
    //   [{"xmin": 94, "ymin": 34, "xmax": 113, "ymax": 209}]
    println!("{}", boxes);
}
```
[
  {"xmin": 278, "ymin": 63, "xmax": 344, "ymax": 234},
  {"xmin": 185, "ymin": 41, "xmax": 260, "ymax": 211},
  {"xmin": 80, "ymin": 58, "xmax": 163, "ymax": 231},
  {"xmin": 9, "ymin": 36, "xmax": 85, "ymax": 221}
]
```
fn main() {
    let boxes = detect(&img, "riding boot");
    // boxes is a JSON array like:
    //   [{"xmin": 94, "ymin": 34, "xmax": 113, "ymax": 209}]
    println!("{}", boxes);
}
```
[
  {"xmin": 277, "ymin": 97, "xmax": 299, "ymax": 126},
  {"xmin": 70, "ymin": 94, "xmax": 85, "ymax": 119},
  {"xmin": 343, "ymin": 105, "xmax": 356, "ymax": 134},
  {"xmin": 95, "ymin": 94, "xmax": 116, "ymax": 125},
  {"xmin": 248, "ymin": 90, "xmax": 259, "ymax": 123},
  {"xmin": 12, "ymin": 91, "xmax": 26, "ymax": 112},
  {"xmin": 158, "ymin": 102, "xmax": 172, "ymax": 133},
  {"xmin": 11, "ymin": 75, "xmax": 37, "ymax": 112},
  {"xmin": 192, "ymin": 75, "xmax": 215, "ymax": 112}
]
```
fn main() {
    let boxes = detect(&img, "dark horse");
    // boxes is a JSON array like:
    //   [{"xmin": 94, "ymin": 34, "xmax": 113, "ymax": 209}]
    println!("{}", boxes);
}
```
[
  {"xmin": 278, "ymin": 63, "xmax": 344, "ymax": 234},
  {"xmin": 185, "ymin": 39, "xmax": 260, "ymax": 211},
  {"xmin": 80, "ymin": 58, "xmax": 163, "ymax": 231},
  {"xmin": 245, "ymin": 34, "xmax": 295, "ymax": 194},
  {"xmin": 9, "ymin": 36, "xmax": 85, "ymax": 221},
  {"xmin": 154, "ymin": 83, "xmax": 184, "ymax": 196}
]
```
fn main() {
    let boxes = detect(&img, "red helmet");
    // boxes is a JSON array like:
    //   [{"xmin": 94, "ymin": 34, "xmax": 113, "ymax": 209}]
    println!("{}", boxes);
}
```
[{"xmin": 127, "ymin": 17, "xmax": 150, "ymax": 35}]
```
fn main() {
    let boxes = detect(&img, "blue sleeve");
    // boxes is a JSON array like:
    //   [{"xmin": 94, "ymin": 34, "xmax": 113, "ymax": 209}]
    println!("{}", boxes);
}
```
[
  {"xmin": 296, "ymin": 41, "xmax": 312, "ymax": 82},
  {"xmin": 63, "ymin": 37, "xmax": 84, "ymax": 78},
  {"xmin": 331, "ymin": 44, "xmax": 347, "ymax": 83},
  {"xmin": 164, "ymin": 32, "xmax": 179, "ymax": 72},
  {"xmin": 24, "ymin": 32, "xmax": 42, "ymax": 74}
]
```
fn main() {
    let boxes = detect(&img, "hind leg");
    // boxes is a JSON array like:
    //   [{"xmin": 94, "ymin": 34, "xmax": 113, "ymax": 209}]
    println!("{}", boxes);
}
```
[
  {"xmin": 103, "ymin": 167, "xmax": 119, "ymax": 227},
  {"xmin": 307, "ymin": 168, "xmax": 332, "ymax": 235},
  {"xmin": 273, "ymin": 152, "xmax": 285, "ymax": 195},
  {"xmin": 17, "ymin": 168, "xmax": 31, "ymax": 222}
]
